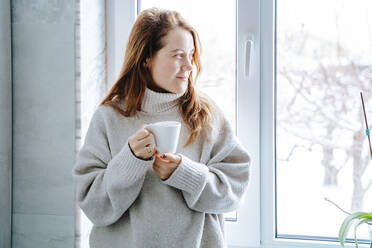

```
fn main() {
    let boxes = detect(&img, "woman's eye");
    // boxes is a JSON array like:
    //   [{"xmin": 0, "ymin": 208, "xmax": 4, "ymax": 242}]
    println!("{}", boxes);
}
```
[{"xmin": 174, "ymin": 53, "xmax": 193, "ymax": 61}]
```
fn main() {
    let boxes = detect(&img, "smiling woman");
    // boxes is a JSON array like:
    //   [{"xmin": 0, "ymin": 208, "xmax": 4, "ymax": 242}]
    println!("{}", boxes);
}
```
[
  {"xmin": 144, "ymin": 27, "xmax": 195, "ymax": 94},
  {"xmin": 100, "ymin": 8, "xmax": 210, "ymax": 147},
  {"xmin": 73, "ymin": 7, "xmax": 251, "ymax": 248},
  {"xmin": 139, "ymin": 0, "xmax": 240, "ymax": 224}
]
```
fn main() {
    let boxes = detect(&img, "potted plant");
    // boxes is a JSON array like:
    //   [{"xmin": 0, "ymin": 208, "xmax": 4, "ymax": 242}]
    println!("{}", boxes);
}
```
[
  {"xmin": 338, "ymin": 212, "xmax": 372, "ymax": 247},
  {"xmin": 338, "ymin": 92, "xmax": 372, "ymax": 247}
]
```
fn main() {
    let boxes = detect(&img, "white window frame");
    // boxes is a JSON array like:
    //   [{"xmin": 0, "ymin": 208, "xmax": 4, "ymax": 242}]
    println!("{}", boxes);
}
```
[
  {"xmin": 260, "ymin": 0, "xmax": 369, "ymax": 248},
  {"xmin": 106, "ymin": 0, "xmax": 368, "ymax": 247},
  {"xmin": 106, "ymin": 0, "xmax": 138, "ymax": 90},
  {"xmin": 227, "ymin": 0, "xmax": 261, "ymax": 247}
]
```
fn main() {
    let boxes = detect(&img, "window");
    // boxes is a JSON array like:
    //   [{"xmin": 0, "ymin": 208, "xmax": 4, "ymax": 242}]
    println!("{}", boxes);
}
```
[
  {"xmin": 262, "ymin": 0, "xmax": 372, "ymax": 247},
  {"xmin": 277, "ymin": 0, "xmax": 372, "ymax": 242}
]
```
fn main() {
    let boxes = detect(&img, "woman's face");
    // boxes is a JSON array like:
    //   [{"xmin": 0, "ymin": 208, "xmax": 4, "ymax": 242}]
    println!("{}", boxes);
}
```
[{"xmin": 147, "ymin": 28, "xmax": 194, "ymax": 94}]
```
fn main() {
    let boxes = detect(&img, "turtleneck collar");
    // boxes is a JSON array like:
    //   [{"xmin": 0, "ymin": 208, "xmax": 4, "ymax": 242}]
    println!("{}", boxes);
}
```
[{"xmin": 140, "ymin": 87, "xmax": 185, "ymax": 113}]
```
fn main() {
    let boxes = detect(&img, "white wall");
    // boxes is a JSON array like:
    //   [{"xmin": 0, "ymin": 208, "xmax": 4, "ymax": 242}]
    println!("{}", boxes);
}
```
[{"xmin": 11, "ymin": 1, "xmax": 76, "ymax": 247}]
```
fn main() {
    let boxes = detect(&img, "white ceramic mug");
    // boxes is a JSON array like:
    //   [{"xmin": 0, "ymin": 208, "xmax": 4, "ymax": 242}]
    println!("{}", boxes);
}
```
[{"xmin": 144, "ymin": 121, "xmax": 181, "ymax": 154}]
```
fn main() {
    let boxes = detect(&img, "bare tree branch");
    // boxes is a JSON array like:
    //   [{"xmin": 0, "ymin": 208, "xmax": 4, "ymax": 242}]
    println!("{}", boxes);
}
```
[
  {"xmin": 278, "ymin": 143, "xmax": 313, "ymax": 162},
  {"xmin": 324, "ymin": 197, "xmax": 350, "ymax": 215}
]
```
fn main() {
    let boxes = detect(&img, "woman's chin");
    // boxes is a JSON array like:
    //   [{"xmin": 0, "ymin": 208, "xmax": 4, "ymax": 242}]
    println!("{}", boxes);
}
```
[{"xmin": 172, "ymin": 86, "xmax": 187, "ymax": 94}]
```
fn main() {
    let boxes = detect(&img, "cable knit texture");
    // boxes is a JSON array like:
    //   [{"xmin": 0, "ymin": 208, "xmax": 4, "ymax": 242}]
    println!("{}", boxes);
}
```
[{"xmin": 73, "ymin": 87, "xmax": 251, "ymax": 248}]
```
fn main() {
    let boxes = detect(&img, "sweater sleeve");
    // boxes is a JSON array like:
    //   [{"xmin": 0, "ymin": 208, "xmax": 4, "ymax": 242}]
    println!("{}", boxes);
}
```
[
  {"xmin": 72, "ymin": 107, "xmax": 154, "ymax": 227},
  {"xmin": 162, "ymin": 114, "xmax": 251, "ymax": 214}
]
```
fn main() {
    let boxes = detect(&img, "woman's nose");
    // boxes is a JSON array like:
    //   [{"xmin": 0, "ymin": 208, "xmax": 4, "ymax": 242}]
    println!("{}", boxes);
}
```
[{"xmin": 182, "ymin": 59, "xmax": 192, "ymax": 71}]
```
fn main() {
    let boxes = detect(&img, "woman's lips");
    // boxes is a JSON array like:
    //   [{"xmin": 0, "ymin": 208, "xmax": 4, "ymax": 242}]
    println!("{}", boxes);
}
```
[{"xmin": 176, "ymin": 76, "xmax": 187, "ymax": 80}]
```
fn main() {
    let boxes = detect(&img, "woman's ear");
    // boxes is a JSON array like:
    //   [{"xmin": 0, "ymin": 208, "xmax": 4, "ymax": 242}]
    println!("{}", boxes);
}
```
[{"xmin": 144, "ymin": 58, "xmax": 151, "ymax": 68}]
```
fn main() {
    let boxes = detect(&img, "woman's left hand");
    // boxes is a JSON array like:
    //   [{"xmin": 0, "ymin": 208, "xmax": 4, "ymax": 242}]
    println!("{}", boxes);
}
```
[{"xmin": 152, "ymin": 152, "xmax": 182, "ymax": 180}]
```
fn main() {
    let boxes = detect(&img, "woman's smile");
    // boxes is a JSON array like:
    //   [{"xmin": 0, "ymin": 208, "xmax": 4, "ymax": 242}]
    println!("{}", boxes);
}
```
[{"xmin": 176, "ymin": 76, "xmax": 187, "ymax": 81}]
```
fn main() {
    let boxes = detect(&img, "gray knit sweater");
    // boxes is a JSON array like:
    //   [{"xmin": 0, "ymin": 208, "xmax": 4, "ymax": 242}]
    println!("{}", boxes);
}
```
[{"xmin": 73, "ymin": 88, "xmax": 251, "ymax": 248}]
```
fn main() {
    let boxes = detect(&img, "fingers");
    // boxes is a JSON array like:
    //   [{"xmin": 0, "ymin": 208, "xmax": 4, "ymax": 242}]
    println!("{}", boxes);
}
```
[
  {"xmin": 132, "ymin": 143, "xmax": 154, "ymax": 160},
  {"xmin": 152, "ymin": 158, "xmax": 172, "ymax": 172},
  {"xmin": 136, "ymin": 127, "xmax": 152, "ymax": 141},
  {"xmin": 152, "ymin": 154, "xmax": 181, "ymax": 180},
  {"xmin": 129, "ymin": 125, "xmax": 148, "ymax": 142},
  {"xmin": 155, "ymin": 153, "xmax": 182, "ymax": 166},
  {"xmin": 155, "ymin": 153, "xmax": 172, "ymax": 161},
  {"xmin": 140, "ymin": 144, "xmax": 155, "ymax": 159},
  {"xmin": 154, "ymin": 155, "xmax": 172, "ymax": 166},
  {"xmin": 136, "ymin": 135, "xmax": 153, "ymax": 147},
  {"xmin": 128, "ymin": 124, "xmax": 156, "ymax": 160},
  {"xmin": 133, "ymin": 135, "xmax": 155, "ymax": 158}
]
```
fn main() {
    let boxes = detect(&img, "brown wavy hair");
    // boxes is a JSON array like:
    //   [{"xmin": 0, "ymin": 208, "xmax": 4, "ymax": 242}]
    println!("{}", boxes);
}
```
[{"xmin": 100, "ymin": 7, "xmax": 215, "ymax": 147}]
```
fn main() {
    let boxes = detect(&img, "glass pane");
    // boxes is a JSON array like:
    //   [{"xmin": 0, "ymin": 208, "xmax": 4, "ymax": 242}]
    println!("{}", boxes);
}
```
[
  {"xmin": 140, "ymin": 0, "xmax": 237, "ymax": 221},
  {"xmin": 277, "ymin": 0, "xmax": 372, "ymax": 242}
]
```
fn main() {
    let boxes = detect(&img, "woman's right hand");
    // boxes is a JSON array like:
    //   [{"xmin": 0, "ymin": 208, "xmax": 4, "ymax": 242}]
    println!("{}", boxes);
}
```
[{"xmin": 128, "ymin": 124, "xmax": 156, "ymax": 160}]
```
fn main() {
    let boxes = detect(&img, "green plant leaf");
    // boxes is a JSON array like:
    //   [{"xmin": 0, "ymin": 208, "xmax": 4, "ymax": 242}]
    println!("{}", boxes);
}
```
[
  {"xmin": 354, "ymin": 218, "xmax": 372, "ymax": 248},
  {"xmin": 361, "ymin": 213, "xmax": 372, "ymax": 219},
  {"xmin": 339, "ymin": 212, "xmax": 368, "ymax": 246}
]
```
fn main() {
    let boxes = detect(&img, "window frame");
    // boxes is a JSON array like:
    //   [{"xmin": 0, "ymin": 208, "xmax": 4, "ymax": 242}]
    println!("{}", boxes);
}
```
[
  {"xmin": 227, "ymin": 0, "xmax": 261, "ymax": 247},
  {"xmin": 260, "ymin": 0, "xmax": 369, "ymax": 248}
]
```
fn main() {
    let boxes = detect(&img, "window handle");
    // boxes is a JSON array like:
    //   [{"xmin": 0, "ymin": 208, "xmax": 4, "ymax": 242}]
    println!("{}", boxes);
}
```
[{"xmin": 244, "ymin": 38, "xmax": 254, "ymax": 78}]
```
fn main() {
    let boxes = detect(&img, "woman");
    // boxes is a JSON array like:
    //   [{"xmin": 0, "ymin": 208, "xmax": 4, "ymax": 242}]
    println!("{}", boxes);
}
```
[{"xmin": 73, "ymin": 7, "xmax": 251, "ymax": 248}]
